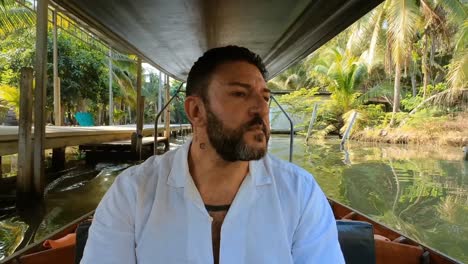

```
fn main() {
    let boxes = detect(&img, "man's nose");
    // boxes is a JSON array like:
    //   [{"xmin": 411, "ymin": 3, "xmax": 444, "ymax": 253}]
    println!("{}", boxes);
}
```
[{"xmin": 248, "ymin": 93, "xmax": 269, "ymax": 117}]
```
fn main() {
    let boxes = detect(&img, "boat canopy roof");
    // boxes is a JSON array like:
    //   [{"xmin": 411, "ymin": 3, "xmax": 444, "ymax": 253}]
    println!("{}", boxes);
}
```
[{"xmin": 51, "ymin": 0, "xmax": 383, "ymax": 81}]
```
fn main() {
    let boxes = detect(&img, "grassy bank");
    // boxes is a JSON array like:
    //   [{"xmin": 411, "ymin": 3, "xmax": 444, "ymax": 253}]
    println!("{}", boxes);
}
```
[{"xmin": 351, "ymin": 112, "xmax": 468, "ymax": 147}]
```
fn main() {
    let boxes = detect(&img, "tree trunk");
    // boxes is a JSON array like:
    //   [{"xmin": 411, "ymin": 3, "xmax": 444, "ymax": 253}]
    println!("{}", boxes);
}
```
[
  {"xmin": 390, "ymin": 63, "xmax": 402, "ymax": 127},
  {"xmin": 422, "ymin": 34, "xmax": 429, "ymax": 99},
  {"xmin": 128, "ymin": 105, "xmax": 132, "ymax": 124},
  {"xmin": 411, "ymin": 70, "xmax": 417, "ymax": 97},
  {"xmin": 97, "ymin": 107, "xmax": 101, "ymax": 125}
]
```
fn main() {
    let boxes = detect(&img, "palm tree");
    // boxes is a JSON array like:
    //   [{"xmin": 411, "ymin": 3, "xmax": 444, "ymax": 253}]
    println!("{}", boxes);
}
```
[
  {"xmin": 267, "ymin": 53, "xmax": 319, "ymax": 91},
  {"xmin": 107, "ymin": 54, "xmax": 139, "ymax": 124},
  {"xmin": 0, "ymin": 0, "xmax": 35, "ymax": 38},
  {"xmin": 314, "ymin": 48, "xmax": 368, "ymax": 113},
  {"xmin": 347, "ymin": 0, "xmax": 466, "ymax": 125},
  {"xmin": 386, "ymin": 0, "xmax": 420, "ymax": 126}
]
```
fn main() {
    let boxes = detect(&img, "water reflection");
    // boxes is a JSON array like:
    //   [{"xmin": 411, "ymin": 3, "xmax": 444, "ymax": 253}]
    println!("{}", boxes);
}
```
[
  {"xmin": 1, "ymin": 136, "xmax": 466, "ymax": 262},
  {"xmin": 0, "ymin": 163, "xmax": 131, "ymax": 260},
  {"xmin": 34, "ymin": 163, "xmax": 132, "ymax": 243},
  {"xmin": 0, "ymin": 137, "xmax": 188, "ymax": 259},
  {"xmin": 0, "ymin": 217, "xmax": 28, "ymax": 261},
  {"xmin": 269, "ymin": 136, "xmax": 468, "ymax": 263}
]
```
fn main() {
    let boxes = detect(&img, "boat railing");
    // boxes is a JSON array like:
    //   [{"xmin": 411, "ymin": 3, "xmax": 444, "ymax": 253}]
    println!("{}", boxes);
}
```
[
  {"xmin": 153, "ymin": 82, "xmax": 185, "ymax": 155},
  {"xmin": 269, "ymin": 95, "xmax": 294, "ymax": 163}
]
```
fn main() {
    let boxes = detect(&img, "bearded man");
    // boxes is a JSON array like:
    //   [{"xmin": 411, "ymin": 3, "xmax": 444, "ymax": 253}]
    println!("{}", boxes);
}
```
[{"xmin": 81, "ymin": 46, "xmax": 344, "ymax": 264}]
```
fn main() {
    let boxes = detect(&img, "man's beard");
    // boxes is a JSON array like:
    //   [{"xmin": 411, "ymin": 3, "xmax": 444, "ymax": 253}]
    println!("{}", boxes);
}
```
[{"xmin": 205, "ymin": 105, "xmax": 270, "ymax": 162}]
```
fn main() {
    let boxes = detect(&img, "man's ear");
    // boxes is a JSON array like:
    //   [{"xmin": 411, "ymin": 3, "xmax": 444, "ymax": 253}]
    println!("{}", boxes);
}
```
[{"xmin": 185, "ymin": 96, "xmax": 206, "ymax": 127}]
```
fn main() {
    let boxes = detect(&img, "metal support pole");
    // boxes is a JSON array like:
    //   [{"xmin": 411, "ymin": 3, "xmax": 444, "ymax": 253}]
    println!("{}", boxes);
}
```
[
  {"xmin": 270, "ymin": 95, "xmax": 294, "ymax": 163},
  {"xmin": 17, "ymin": 68, "xmax": 34, "ymax": 196},
  {"xmin": 305, "ymin": 103, "xmax": 318, "ymax": 142},
  {"xmin": 108, "ymin": 48, "xmax": 113, "ymax": 125},
  {"xmin": 33, "ymin": 0, "xmax": 49, "ymax": 198},
  {"xmin": 340, "ymin": 111, "xmax": 358, "ymax": 149},
  {"xmin": 53, "ymin": 10, "xmax": 61, "ymax": 126}
]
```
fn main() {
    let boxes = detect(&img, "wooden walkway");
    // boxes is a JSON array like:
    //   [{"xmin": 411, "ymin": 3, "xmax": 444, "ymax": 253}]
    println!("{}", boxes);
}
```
[{"xmin": 0, "ymin": 124, "xmax": 191, "ymax": 156}]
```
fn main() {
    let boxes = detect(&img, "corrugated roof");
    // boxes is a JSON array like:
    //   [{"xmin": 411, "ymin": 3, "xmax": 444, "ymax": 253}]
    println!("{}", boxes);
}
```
[{"xmin": 51, "ymin": 0, "xmax": 383, "ymax": 80}]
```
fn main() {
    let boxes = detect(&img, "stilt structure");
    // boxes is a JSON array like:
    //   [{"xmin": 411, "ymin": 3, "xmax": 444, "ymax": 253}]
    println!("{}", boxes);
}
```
[
  {"xmin": 340, "ymin": 111, "xmax": 358, "ymax": 149},
  {"xmin": 135, "ymin": 58, "xmax": 144, "ymax": 159},
  {"xmin": 164, "ymin": 75, "xmax": 171, "ymax": 138},
  {"xmin": 108, "ymin": 48, "xmax": 113, "ymax": 125},
  {"xmin": 305, "ymin": 103, "xmax": 318, "ymax": 143},
  {"xmin": 33, "ymin": 0, "xmax": 49, "ymax": 198},
  {"xmin": 17, "ymin": 68, "xmax": 34, "ymax": 198},
  {"xmin": 52, "ymin": 10, "xmax": 62, "ymax": 126}
]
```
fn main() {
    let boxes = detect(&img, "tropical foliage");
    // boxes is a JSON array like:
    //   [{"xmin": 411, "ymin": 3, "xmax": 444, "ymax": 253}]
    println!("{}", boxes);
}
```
[
  {"xmin": 269, "ymin": 0, "xmax": 467, "ymax": 143},
  {"xmin": 0, "ymin": 1, "xmax": 184, "ymax": 125}
]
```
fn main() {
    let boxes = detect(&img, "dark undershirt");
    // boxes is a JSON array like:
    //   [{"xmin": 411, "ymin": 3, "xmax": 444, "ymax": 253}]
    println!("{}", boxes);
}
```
[{"xmin": 205, "ymin": 204, "xmax": 231, "ymax": 264}]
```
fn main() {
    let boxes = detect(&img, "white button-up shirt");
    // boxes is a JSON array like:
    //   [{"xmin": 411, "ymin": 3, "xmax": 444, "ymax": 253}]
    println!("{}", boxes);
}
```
[{"xmin": 81, "ymin": 140, "xmax": 344, "ymax": 263}]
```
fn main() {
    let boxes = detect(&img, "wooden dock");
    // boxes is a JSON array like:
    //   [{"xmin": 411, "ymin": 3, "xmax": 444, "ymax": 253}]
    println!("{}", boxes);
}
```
[{"xmin": 0, "ymin": 124, "xmax": 191, "ymax": 156}]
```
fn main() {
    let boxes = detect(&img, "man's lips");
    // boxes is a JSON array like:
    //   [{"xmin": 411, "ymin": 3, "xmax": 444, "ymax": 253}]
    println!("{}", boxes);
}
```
[{"xmin": 247, "ymin": 124, "xmax": 268, "ymax": 136}]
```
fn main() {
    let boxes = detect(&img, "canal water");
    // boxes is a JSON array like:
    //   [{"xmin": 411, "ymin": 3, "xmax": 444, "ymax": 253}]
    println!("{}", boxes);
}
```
[{"xmin": 1, "ymin": 135, "xmax": 467, "ymax": 262}]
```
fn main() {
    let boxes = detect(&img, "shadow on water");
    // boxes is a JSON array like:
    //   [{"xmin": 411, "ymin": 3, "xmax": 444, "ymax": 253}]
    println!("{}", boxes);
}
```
[{"xmin": 269, "ymin": 135, "xmax": 468, "ymax": 263}]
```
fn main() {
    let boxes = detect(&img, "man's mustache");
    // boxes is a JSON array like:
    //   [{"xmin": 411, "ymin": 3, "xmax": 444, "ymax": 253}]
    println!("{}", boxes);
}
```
[{"xmin": 245, "ymin": 115, "xmax": 268, "ymax": 134}]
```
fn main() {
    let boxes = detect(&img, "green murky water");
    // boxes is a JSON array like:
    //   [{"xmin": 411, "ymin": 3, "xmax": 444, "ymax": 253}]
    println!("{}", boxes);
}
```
[
  {"xmin": 1, "ymin": 136, "xmax": 467, "ymax": 262},
  {"xmin": 269, "ymin": 136, "xmax": 468, "ymax": 263}
]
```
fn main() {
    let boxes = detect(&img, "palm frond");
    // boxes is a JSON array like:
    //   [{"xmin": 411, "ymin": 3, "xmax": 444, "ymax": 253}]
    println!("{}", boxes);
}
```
[
  {"xmin": 365, "ymin": 4, "xmax": 386, "ymax": 72},
  {"xmin": 436, "ymin": 0, "xmax": 467, "ymax": 25},
  {"xmin": 357, "ymin": 81, "xmax": 394, "ymax": 104},
  {"xmin": 387, "ymin": 0, "xmax": 420, "ymax": 66},
  {"xmin": 445, "ymin": 49, "xmax": 468, "ymax": 103},
  {"xmin": 0, "ymin": 0, "xmax": 35, "ymax": 38}
]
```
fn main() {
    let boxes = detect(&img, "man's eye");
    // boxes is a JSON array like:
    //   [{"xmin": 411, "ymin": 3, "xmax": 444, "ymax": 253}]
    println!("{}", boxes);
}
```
[
  {"xmin": 232, "ymin": 92, "xmax": 246, "ymax": 97},
  {"xmin": 264, "ymin": 96, "xmax": 270, "ymax": 102}
]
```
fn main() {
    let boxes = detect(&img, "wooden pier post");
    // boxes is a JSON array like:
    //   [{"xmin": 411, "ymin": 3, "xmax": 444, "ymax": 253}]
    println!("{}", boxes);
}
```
[
  {"xmin": 340, "ymin": 111, "xmax": 358, "ymax": 149},
  {"xmin": 135, "ymin": 58, "xmax": 143, "ymax": 159},
  {"xmin": 33, "ymin": 0, "xmax": 49, "ymax": 198},
  {"xmin": 305, "ymin": 103, "xmax": 318, "ymax": 143},
  {"xmin": 52, "ymin": 148, "xmax": 65, "ymax": 171},
  {"xmin": 164, "ymin": 75, "xmax": 171, "ymax": 138},
  {"xmin": 108, "ymin": 48, "xmax": 114, "ymax": 125},
  {"xmin": 158, "ymin": 71, "xmax": 163, "ymax": 125},
  {"xmin": 17, "ymin": 68, "xmax": 34, "ymax": 195},
  {"xmin": 53, "ymin": 10, "xmax": 62, "ymax": 126}
]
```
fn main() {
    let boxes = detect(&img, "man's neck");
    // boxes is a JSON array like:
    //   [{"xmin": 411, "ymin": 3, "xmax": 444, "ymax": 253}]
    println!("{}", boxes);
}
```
[{"xmin": 188, "ymin": 141, "xmax": 249, "ymax": 205}]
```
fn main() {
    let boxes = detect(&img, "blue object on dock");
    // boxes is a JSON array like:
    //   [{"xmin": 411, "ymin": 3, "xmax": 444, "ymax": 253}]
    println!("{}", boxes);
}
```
[{"xmin": 75, "ymin": 112, "xmax": 95, "ymax": 126}]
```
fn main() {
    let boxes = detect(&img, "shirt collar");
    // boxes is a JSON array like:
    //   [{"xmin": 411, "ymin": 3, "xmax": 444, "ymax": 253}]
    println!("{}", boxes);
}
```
[{"xmin": 166, "ymin": 139, "xmax": 272, "ymax": 189}]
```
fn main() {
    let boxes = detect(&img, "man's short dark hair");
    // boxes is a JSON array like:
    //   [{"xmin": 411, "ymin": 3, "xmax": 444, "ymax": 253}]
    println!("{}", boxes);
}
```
[{"xmin": 186, "ymin": 45, "xmax": 268, "ymax": 101}]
